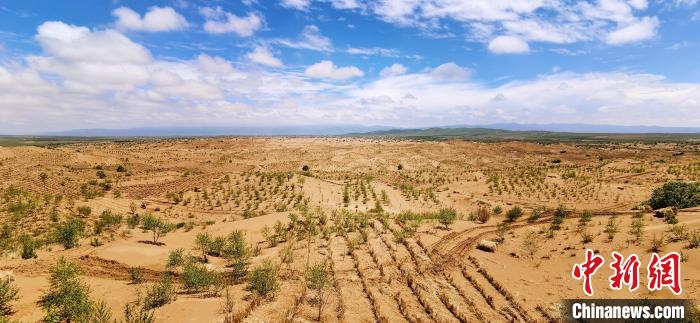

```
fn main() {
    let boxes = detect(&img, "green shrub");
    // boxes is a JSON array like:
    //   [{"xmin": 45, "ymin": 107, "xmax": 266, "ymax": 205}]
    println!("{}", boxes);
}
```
[
  {"xmin": 505, "ymin": 206, "xmax": 523, "ymax": 222},
  {"xmin": 77, "ymin": 206, "xmax": 92, "ymax": 218},
  {"xmin": 492, "ymin": 206, "xmax": 503, "ymax": 215},
  {"xmin": 604, "ymin": 216, "xmax": 619, "ymax": 241},
  {"xmin": 40, "ymin": 257, "xmax": 94, "ymax": 322},
  {"xmin": 55, "ymin": 218, "xmax": 85, "ymax": 249},
  {"xmin": 130, "ymin": 267, "xmax": 144, "ymax": 284},
  {"xmin": 123, "ymin": 300, "xmax": 155, "ymax": 323},
  {"xmin": 247, "ymin": 260, "xmax": 279, "ymax": 298},
  {"xmin": 438, "ymin": 208, "xmax": 457, "ymax": 229},
  {"xmin": 166, "ymin": 248, "xmax": 186, "ymax": 269},
  {"xmin": 116, "ymin": 165, "xmax": 127, "ymax": 173},
  {"xmin": 648, "ymin": 181, "xmax": 700, "ymax": 209},
  {"xmin": 20, "ymin": 234, "xmax": 38, "ymax": 259},
  {"xmin": 580, "ymin": 210, "xmax": 593, "ymax": 224},
  {"xmin": 182, "ymin": 262, "xmax": 223, "ymax": 295},
  {"xmin": 143, "ymin": 274, "xmax": 175, "ymax": 310},
  {"xmin": 0, "ymin": 277, "xmax": 19, "ymax": 316},
  {"xmin": 527, "ymin": 208, "xmax": 541, "ymax": 223},
  {"xmin": 94, "ymin": 209, "xmax": 122, "ymax": 234}
]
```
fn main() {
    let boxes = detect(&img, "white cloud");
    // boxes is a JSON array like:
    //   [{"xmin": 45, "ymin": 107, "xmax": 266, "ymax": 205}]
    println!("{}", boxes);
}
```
[
  {"xmin": 330, "ymin": 0, "xmax": 365, "ymax": 10},
  {"xmin": 606, "ymin": 17, "xmax": 659, "ymax": 44},
  {"xmin": 488, "ymin": 35, "xmax": 530, "ymax": 54},
  {"xmin": 35, "ymin": 21, "xmax": 151, "ymax": 64},
  {"xmin": 3, "ymin": 19, "xmax": 700, "ymax": 134},
  {"xmin": 247, "ymin": 46, "xmax": 283, "ymax": 67},
  {"xmin": 430, "ymin": 62, "xmax": 471, "ymax": 81},
  {"xmin": 326, "ymin": 0, "xmax": 662, "ymax": 51},
  {"xmin": 380, "ymin": 63, "xmax": 407, "ymax": 77},
  {"xmin": 281, "ymin": 0, "xmax": 311, "ymax": 10},
  {"xmin": 304, "ymin": 60, "xmax": 364, "ymax": 80},
  {"xmin": 274, "ymin": 25, "xmax": 333, "ymax": 52},
  {"xmin": 201, "ymin": 6, "xmax": 262, "ymax": 37},
  {"xmin": 112, "ymin": 6, "xmax": 188, "ymax": 32},
  {"xmin": 347, "ymin": 47, "xmax": 399, "ymax": 57}
]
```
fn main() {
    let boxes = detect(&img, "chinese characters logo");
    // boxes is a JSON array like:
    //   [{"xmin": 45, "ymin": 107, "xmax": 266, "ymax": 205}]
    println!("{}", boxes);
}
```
[{"xmin": 572, "ymin": 249, "xmax": 682, "ymax": 296}]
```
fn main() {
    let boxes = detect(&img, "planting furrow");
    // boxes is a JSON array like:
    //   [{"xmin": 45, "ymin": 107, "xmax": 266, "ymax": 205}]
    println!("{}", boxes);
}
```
[
  {"xmin": 329, "ymin": 235, "xmax": 377, "ymax": 322},
  {"xmin": 352, "ymin": 243, "xmax": 410, "ymax": 323},
  {"xmin": 467, "ymin": 256, "xmax": 537, "ymax": 322},
  {"xmin": 367, "ymin": 228, "xmax": 434, "ymax": 323}
]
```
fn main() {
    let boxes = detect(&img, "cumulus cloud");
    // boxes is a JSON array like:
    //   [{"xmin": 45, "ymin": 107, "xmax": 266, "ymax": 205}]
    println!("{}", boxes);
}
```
[
  {"xmin": 112, "ymin": 6, "xmax": 188, "ymax": 32},
  {"xmin": 201, "ymin": 6, "xmax": 262, "ymax": 37},
  {"xmin": 273, "ymin": 25, "xmax": 333, "ymax": 52},
  {"xmin": 606, "ymin": 17, "xmax": 659, "ymax": 45},
  {"xmin": 430, "ymin": 62, "xmax": 472, "ymax": 81},
  {"xmin": 380, "ymin": 63, "xmax": 407, "ymax": 77},
  {"xmin": 488, "ymin": 36, "xmax": 530, "ymax": 54},
  {"xmin": 247, "ymin": 46, "xmax": 283, "ymax": 67},
  {"xmin": 2, "ymin": 19, "xmax": 700, "ymax": 134},
  {"xmin": 304, "ymin": 60, "xmax": 364, "ymax": 80}
]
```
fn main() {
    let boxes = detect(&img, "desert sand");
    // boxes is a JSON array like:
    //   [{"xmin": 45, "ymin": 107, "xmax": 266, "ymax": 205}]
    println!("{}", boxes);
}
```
[{"xmin": 1, "ymin": 137, "xmax": 699, "ymax": 322}]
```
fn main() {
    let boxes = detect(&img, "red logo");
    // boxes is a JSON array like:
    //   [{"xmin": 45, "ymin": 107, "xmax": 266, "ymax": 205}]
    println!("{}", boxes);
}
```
[
  {"xmin": 572, "ymin": 249, "xmax": 605, "ymax": 296},
  {"xmin": 572, "ymin": 251, "xmax": 682, "ymax": 296}
]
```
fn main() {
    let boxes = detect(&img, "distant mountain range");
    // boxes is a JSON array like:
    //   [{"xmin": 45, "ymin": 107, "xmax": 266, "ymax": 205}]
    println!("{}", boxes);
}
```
[
  {"xmin": 30, "ymin": 123, "xmax": 700, "ymax": 137},
  {"xmin": 37, "ymin": 125, "xmax": 394, "ymax": 137}
]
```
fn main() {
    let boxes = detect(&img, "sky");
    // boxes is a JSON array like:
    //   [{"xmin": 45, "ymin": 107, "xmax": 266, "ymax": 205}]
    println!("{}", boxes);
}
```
[{"xmin": 0, "ymin": 0, "xmax": 699, "ymax": 134}]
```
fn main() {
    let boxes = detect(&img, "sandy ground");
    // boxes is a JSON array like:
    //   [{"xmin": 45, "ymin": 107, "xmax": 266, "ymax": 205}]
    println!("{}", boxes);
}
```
[{"xmin": 1, "ymin": 137, "xmax": 699, "ymax": 322}]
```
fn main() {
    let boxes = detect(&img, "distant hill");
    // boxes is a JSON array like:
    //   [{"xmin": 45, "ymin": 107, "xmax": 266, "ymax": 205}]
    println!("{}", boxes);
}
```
[
  {"xmin": 435, "ymin": 123, "xmax": 700, "ymax": 133},
  {"xmin": 348, "ymin": 127, "xmax": 700, "ymax": 143},
  {"xmin": 38, "ymin": 125, "xmax": 394, "ymax": 137}
]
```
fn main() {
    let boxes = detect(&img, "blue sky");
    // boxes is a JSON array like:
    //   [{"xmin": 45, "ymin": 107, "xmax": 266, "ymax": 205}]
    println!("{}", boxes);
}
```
[{"xmin": 0, "ymin": 0, "xmax": 699, "ymax": 133}]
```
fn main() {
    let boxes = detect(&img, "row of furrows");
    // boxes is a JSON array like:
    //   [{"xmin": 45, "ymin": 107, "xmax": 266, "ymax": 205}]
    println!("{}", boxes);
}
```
[{"xmin": 372, "ymin": 221, "xmax": 467, "ymax": 323}]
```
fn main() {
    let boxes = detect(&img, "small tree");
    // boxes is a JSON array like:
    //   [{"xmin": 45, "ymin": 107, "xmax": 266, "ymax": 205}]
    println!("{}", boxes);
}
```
[
  {"xmin": 306, "ymin": 262, "xmax": 331, "ymax": 321},
  {"xmin": 0, "ymin": 276, "xmax": 19, "ymax": 316},
  {"xmin": 55, "ymin": 218, "xmax": 85, "ymax": 249},
  {"xmin": 223, "ymin": 231, "xmax": 250, "ymax": 283},
  {"xmin": 141, "ymin": 214, "xmax": 172, "ymax": 245},
  {"xmin": 248, "ymin": 259, "xmax": 280, "ymax": 299},
  {"xmin": 195, "ymin": 232, "xmax": 213, "ymax": 263},
  {"xmin": 301, "ymin": 165, "xmax": 310, "ymax": 172},
  {"xmin": 505, "ymin": 206, "xmax": 523, "ymax": 222},
  {"xmin": 438, "ymin": 208, "xmax": 457, "ymax": 229}
]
